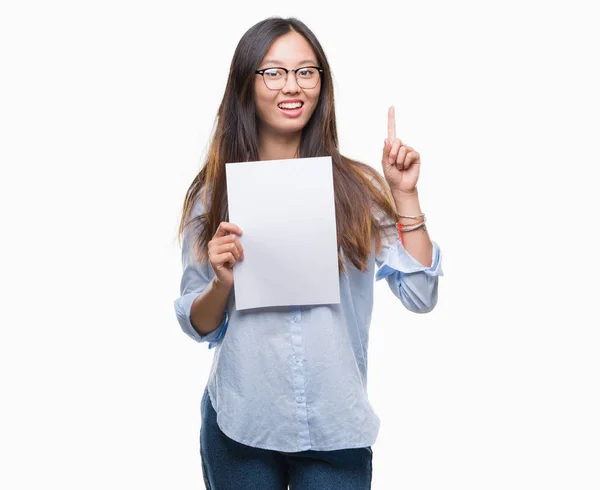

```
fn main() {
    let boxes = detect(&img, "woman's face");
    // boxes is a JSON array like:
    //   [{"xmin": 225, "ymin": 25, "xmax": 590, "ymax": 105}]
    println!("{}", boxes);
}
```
[{"xmin": 254, "ymin": 32, "xmax": 321, "ymax": 135}]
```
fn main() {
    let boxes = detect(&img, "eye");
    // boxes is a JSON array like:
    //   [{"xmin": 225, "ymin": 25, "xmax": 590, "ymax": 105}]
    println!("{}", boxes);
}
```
[
  {"xmin": 264, "ymin": 68, "xmax": 284, "ymax": 78},
  {"xmin": 297, "ymin": 68, "xmax": 314, "ymax": 78}
]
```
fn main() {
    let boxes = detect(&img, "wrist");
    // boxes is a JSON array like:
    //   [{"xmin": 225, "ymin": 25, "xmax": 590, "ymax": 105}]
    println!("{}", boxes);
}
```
[
  {"xmin": 213, "ymin": 277, "xmax": 233, "ymax": 293},
  {"xmin": 391, "ymin": 187, "xmax": 418, "ymax": 198},
  {"xmin": 392, "ymin": 188, "xmax": 421, "ymax": 216}
]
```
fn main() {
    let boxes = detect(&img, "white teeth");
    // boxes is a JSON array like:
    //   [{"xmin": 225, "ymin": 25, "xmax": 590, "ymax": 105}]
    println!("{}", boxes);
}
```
[{"xmin": 278, "ymin": 102, "xmax": 303, "ymax": 109}]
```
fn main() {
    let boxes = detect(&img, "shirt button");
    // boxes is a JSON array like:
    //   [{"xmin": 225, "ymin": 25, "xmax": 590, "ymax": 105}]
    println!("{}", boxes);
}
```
[
  {"xmin": 294, "ymin": 356, "xmax": 302, "ymax": 363},
  {"xmin": 296, "ymin": 396, "xmax": 305, "ymax": 403}
]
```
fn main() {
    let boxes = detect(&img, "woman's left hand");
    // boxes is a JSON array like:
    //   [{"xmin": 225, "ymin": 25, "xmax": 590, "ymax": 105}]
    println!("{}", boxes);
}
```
[{"xmin": 381, "ymin": 106, "xmax": 421, "ymax": 194}]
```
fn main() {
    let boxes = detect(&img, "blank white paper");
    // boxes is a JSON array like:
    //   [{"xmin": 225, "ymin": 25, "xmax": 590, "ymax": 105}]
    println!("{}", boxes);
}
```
[{"xmin": 225, "ymin": 156, "xmax": 341, "ymax": 311}]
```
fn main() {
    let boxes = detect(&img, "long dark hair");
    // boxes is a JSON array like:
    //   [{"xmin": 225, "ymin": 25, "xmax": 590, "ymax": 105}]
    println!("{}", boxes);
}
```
[{"xmin": 177, "ymin": 16, "xmax": 399, "ymax": 275}]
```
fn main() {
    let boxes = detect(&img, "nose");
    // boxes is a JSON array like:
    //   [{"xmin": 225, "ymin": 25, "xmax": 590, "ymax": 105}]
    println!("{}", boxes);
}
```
[{"xmin": 282, "ymin": 73, "xmax": 301, "ymax": 93}]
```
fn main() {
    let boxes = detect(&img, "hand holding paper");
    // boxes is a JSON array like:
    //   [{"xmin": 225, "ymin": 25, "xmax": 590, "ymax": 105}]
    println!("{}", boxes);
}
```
[{"xmin": 208, "ymin": 222, "xmax": 245, "ymax": 289}]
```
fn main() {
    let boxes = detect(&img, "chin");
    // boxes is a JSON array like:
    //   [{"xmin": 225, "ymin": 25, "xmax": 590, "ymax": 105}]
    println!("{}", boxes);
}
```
[
  {"xmin": 278, "ymin": 125, "xmax": 305, "ymax": 135},
  {"xmin": 270, "ymin": 119, "xmax": 305, "ymax": 130}
]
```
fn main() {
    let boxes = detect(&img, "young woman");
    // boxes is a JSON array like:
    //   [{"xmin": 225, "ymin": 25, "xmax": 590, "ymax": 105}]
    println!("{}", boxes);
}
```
[{"xmin": 174, "ymin": 16, "xmax": 443, "ymax": 490}]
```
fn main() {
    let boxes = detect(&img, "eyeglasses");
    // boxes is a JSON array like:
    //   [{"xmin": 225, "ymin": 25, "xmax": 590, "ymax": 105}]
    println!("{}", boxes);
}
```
[{"xmin": 255, "ymin": 66, "xmax": 324, "ymax": 90}]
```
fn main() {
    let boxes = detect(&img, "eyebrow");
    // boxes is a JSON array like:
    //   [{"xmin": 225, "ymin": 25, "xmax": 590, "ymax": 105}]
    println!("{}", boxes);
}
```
[{"xmin": 261, "ymin": 58, "xmax": 318, "ymax": 66}]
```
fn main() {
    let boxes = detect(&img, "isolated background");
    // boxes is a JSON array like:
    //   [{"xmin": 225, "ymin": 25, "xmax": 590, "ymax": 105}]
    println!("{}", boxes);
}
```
[{"xmin": 1, "ymin": 1, "xmax": 599, "ymax": 488}]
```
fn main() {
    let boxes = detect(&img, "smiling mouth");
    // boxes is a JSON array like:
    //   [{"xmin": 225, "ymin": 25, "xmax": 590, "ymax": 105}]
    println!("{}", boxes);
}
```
[
  {"xmin": 277, "ymin": 102, "xmax": 304, "ymax": 110},
  {"xmin": 278, "ymin": 106, "xmax": 304, "ymax": 117}
]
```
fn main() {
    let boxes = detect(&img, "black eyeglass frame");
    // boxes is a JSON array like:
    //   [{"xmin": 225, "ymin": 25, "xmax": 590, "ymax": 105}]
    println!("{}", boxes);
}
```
[{"xmin": 254, "ymin": 66, "xmax": 324, "ymax": 90}]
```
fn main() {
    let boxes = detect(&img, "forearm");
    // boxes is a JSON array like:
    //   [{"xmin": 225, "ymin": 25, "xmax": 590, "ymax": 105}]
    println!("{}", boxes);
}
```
[
  {"xmin": 190, "ymin": 277, "xmax": 232, "ymax": 336},
  {"xmin": 391, "ymin": 187, "xmax": 433, "ymax": 267}
]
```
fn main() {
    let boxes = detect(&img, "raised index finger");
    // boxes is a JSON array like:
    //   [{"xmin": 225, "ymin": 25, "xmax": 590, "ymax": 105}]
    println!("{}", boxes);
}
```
[{"xmin": 387, "ymin": 106, "xmax": 396, "ymax": 142}]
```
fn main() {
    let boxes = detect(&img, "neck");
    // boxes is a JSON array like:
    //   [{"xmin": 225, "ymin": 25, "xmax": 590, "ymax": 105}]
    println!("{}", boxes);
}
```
[{"xmin": 258, "ymin": 126, "xmax": 302, "ymax": 161}]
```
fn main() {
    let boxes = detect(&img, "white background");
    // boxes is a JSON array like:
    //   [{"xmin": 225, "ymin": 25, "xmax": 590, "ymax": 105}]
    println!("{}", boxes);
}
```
[{"xmin": 1, "ymin": 1, "xmax": 599, "ymax": 489}]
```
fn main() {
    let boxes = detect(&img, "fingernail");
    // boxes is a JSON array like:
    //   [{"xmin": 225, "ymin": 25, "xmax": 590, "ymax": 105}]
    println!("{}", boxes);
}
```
[{"xmin": 389, "ymin": 156, "xmax": 395, "ymax": 164}]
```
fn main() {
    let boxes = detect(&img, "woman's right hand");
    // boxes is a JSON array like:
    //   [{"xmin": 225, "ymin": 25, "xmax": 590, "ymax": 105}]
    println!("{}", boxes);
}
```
[{"xmin": 208, "ymin": 222, "xmax": 244, "ymax": 289}]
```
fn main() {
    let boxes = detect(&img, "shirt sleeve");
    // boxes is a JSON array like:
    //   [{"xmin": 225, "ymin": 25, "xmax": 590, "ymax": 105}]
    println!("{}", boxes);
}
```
[
  {"xmin": 173, "ymin": 198, "xmax": 229, "ymax": 348},
  {"xmin": 374, "ymin": 204, "xmax": 444, "ymax": 313}
]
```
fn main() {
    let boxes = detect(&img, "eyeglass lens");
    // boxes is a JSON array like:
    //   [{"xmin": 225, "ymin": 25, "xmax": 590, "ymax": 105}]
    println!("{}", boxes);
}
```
[{"xmin": 262, "ymin": 67, "xmax": 320, "ymax": 89}]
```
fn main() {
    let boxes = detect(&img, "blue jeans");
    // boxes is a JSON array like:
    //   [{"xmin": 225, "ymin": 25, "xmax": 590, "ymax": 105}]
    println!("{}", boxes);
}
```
[{"xmin": 200, "ymin": 386, "xmax": 373, "ymax": 489}]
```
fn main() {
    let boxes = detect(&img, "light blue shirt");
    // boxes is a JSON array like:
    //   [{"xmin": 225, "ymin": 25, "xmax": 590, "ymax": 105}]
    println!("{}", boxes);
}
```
[{"xmin": 174, "ymin": 183, "xmax": 443, "ymax": 452}]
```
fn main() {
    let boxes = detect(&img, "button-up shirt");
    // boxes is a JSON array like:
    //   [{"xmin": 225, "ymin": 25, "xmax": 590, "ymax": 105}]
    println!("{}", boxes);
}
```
[{"xmin": 174, "ymin": 181, "xmax": 443, "ymax": 452}]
